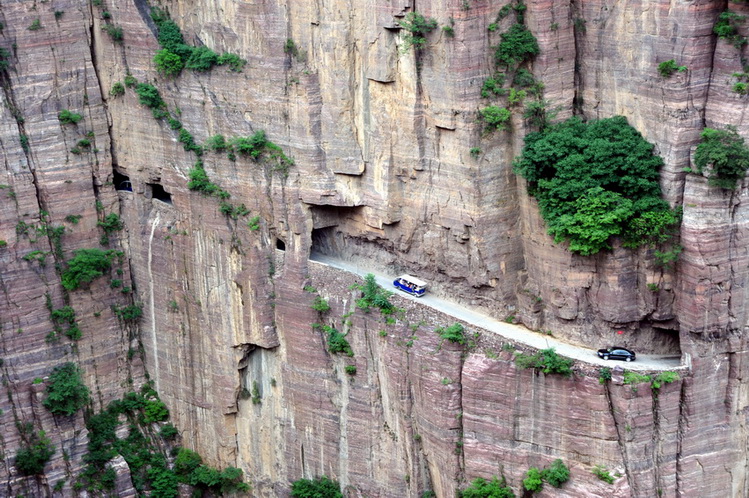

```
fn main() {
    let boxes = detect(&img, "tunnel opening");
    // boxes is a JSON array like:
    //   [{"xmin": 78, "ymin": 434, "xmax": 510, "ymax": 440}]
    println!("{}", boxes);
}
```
[
  {"xmin": 114, "ymin": 170, "xmax": 132, "ymax": 191},
  {"xmin": 147, "ymin": 183, "xmax": 172, "ymax": 204},
  {"xmin": 276, "ymin": 238, "xmax": 286, "ymax": 251}
]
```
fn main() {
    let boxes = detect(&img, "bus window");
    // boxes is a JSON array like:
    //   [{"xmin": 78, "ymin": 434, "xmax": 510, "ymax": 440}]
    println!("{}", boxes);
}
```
[{"xmin": 393, "ymin": 274, "xmax": 427, "ymax": 297}]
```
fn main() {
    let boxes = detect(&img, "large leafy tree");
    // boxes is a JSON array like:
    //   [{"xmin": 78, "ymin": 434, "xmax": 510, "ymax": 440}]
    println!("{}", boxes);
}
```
[
  {"xmin": 514, "ymin": 116, "xmax": 679, "ymax": 255},
  {"xmin": 694, "ymin": 126, "xmax": 749, "ymax": 189}
]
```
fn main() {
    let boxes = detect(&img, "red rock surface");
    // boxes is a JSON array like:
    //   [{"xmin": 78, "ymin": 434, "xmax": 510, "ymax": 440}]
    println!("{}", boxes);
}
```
[{"xmin": 1, "ymin": 0, "xmax": 749, "ymax": 497}]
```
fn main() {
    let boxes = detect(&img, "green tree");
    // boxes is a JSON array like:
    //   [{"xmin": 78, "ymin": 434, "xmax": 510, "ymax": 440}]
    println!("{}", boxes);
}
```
[
  {"xmin": 541, "ymin": 459, "xmax": 570, "ymax": 487},
  {"xmin": 461, "ymin": 476, "xmax": 515, "ymax": 497},
  {"xmin": 495, "ymin": 23, "xmax": 539, "ymax": 67},
  {"xmin": 694, "ymin": 126, "xmax": 749, "ymax": 189},
  {"xmin": 480, "ymin": 106, "xmax": 511, "ymax": 132},
  {"xmin": 15, "ymin": 431, "xmax": 55, "ymax": 475},
  {"xmin": 523, "ymin": 467, "xmax": 544, "ymax": 492},
  {"xmin": 154, "ymin": 49, "xmax": 184, "ymax": 76},
  {"xmin": 514, "ymin": 116, "xmax": 678, "ymax": 255},
  {"xmin": 43, "ymin": 362, "xmax": 90, "ymax": 416},
  {"xmin": 291, "ymin": 476, "xmax": 343, "ymax": 498},
  {"xmin": 61, "ymin": 248, "xmax": 115, "ymax": 290},
  {"xmin": 398, "ymin": 12, "xmax": 438, "ymax": 50}
]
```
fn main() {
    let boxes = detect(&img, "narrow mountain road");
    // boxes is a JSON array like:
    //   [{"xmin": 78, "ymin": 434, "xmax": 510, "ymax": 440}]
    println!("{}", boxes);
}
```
[{"xmin": 310, "ymin": 253, "xmax": 684, "ymax": 372}]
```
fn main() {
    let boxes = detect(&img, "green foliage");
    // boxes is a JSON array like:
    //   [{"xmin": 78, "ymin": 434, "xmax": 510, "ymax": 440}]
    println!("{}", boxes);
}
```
[
  {"xmin": 658, "ymin": 59, "xmax": 677, "ymax": 77},
  {"xmin": 514, "ymin": 116, "xmax": 679, "ymax": 255},
  {"xmin": 185, "ymin": 46, "xmax": 219, "ymax": 71},
  {"xmin": 187, "ymin": 164, "xmax": 221, "ymax": 195},
  {"xmin": 0, "ymin": 47, "xmax": 11, "ymax": 71},
  {"xmin": 460, "ymin": 476, "xmax": 515, "ymax": 498},
  {"xmin": 178, "ymin": 128, "xmax": 201, "ymax": 153},
  {"xmin": 495, "ymin": 23, "xmax": 539, "ymax": 67},
  {"xmin": 15, "ymin": 431, "xmax": 55, "ymax": 475},
  {"xmin": 694, "ymin": 126, "xmax": 749, "ymax": 189},
  {"xmin": 23, "ymin": 250, "xmax": 48, "ymax": 266},
  {"xmin": 159, "ymin": 424, "xmax": 179, "ymax": 440},
  {"xmin": 231, "ymin": 130, "xmax": 268, "ymax": 158},
  {"xmin": 344, "ymin": 365, "xmax": 357, "ymax": 375},
  {"xmin": 168, "ymin": 117, "xmax": 182, "ymax": 130},
  {"xmin": 398, "ymin": 11, "xmax": 439, "ymax": 51},
  {"xmin": 135, "ymin": 83, "xmax": 164, "ymax": 110},
  {"xmin": 284, "ymin": 38, "xmax": 299, "ymax": 56},
  {"xmin": 523, "ymin": 467, "xmax": 544, "ymax": 492},
  {"xmin": 247, "ymin": 215, "xmax": 261, "ymax": 231},
  {"xmin": 523, "ymin": 99, "xmax": 551, "ymax": 129},
  {"xmin": 154, "ymin": 49, "xmax": 184, "ymax": 76},
  {"xmin": 654, "ymin": 244, "xmax": 682, "ymax": 269},
  {"xmin": 513, "ymin": 68, "xmax": 543, "ymax": 94},
  {"xmin": 436, "ymin": 323, "xmax": 466, "ymax": 344},
  {"xmin": 312, "ymin": 296, "xmax": 331, "ymax": 312},
  {"xmin": 514, "ymin": 348, "xmax": 573, "ymax": 377},
  {"xmin": 714, "ymin": 11, "xmax": 747, "ymax": 48},
  {"xmin": 143, "ymin": 399, "xmax": 169, "ymax": 423},
  {"xmin": 479, "ymin": 105, "xmax": 511, "ymax": 132},
  {"xmin": 598, "ymin": 367, "xmax": 612, "ymax": 384},
  {"xmin": 291, "ymin": 476, "xmax": 343, "ymax": 498},
  {"xmin": 734, "ymin": 82, "xmax": 748, "ymax": 95},
  {"xmin": 541, "ymin": 459, "xmax": 570, "ymax": 487},
  {"xmin": 217, "ymin": 52, "xmax": 246, "ymax": 72},
  {"xmin": 103, "ymin": 24, "xmax": 123, "ymax": 42},
  {"xmin": 623, "ymin": 371, "xmax": 651, "ymax": 385},
  {"xmin": 592, "ymin": 465, "xmax": 615, "ymax": 484},
  {"xmin": 43, "ymin": 362, "xmax": 90, "ymax": 416},
  {"xmin": 124, "ymin": 74, "xmax": 138, "ymax": 87},
  {"xmin": 443, "ymin": 25, "xmax": 455, "ymax": 37},
  {"xmin": 113, "ymin": 304, "xmax": 143, "ymax": 322},
  {"xmin": 324, "ymin": 325, "xmax": 353, "ymax": 356},
  {"xmin": 28, "ymin": 19, "xmax": 42, "ymax": 31},
  {"xmin": 470, "ymin": 147, "xmax": 481, "ymax": 158},
  {"xmin": 98, "ymin": 213, "xmax": 123, "ymax": 245},
  {"xmin": 61, "ymin": 248, "xmax": 115, "ymax": 290},
  {"xmin": 657, "ymin": 59, "xmax": 686, "ymax": 78},
  {"xmin": 651, "ymin": 371, "xmax": 680, "ymax": 389},
  {"xmin": 206, "ymin": 134, "xmax": 227, "ymax": 152},
  {"xmin": 58, "ymin": 109, "xmax": 83, "ymax": 124},
  {"xmin": 481, "ymin": 73, "xmax": 506, "ymax": 98},
  {"xmin": 354, "ymin": 274, "xmax": 395, "ymax": 315}
]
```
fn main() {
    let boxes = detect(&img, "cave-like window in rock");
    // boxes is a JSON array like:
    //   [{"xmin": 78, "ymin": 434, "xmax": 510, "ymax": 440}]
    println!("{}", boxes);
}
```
[
  {"xmin": 147, "ymin": 183, "xmax": 172, "ymax": 204},
  {"xmin": 113, "ymin": 170, "xmax": 132, "ymax": 192},
  {"xmin": 311, "ymin": 226, "xmax": 336, "ymax": 256},
  {"xmin": 276, "ymin": 238, "xmax": 286, "ymax": 251}
]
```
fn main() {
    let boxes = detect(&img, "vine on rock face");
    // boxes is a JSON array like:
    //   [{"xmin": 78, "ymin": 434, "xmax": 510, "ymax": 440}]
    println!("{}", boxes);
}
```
[{"xmin": 514, "ymin": 116, "xmax": 680, "ymax": 255}]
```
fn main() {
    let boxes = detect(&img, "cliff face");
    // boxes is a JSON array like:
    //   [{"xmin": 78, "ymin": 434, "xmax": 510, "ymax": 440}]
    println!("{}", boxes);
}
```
[{"xmin": 2, "ymin": 0, "xmax": 749, "ymax": 496}]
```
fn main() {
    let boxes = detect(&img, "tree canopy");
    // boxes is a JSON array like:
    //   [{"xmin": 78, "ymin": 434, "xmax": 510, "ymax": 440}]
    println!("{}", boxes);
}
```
[
  {"xmin": 694, "ymin": 126, "xmax": 749, "ymax": 189},
  {"xmin": 513, "ymin": 116, "xmax": 679, "ymax": 255}
]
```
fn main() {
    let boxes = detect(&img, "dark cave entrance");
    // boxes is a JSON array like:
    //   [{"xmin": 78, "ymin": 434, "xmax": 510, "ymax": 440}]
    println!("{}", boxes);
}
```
[
  {"xmin": 147, "ymin": 183, "xmax": 172, "ymax": 204},
  {"xmin": 276, "ymin": 238, "xmax": 286, "ymax": 251},
  {"xmin": 113, "ymin": 170, "xmax": 132, "ymax": 191}
]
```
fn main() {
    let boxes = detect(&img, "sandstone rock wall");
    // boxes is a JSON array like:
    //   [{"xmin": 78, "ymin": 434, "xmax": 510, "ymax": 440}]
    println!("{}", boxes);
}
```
[{"xmin": 2, "ymin": 0, "xmax": 749, "ymax": 496}]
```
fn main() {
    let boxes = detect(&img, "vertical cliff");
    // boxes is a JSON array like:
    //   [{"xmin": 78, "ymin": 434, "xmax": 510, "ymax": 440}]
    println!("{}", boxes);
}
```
[{"xmin": 2, "ymin": 0, "xmax": 749, "ymax": 496}]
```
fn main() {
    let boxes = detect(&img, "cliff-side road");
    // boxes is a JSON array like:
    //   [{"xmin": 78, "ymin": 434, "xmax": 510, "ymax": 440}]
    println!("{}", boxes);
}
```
[{"xmin": 310, "ymin": 253, "xmax": 684, "ymax": 372}]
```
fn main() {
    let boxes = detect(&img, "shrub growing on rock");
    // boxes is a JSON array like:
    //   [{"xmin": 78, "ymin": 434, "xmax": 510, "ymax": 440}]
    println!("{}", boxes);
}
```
[
  {"xmin": 398, "ymin": 12, "xmax": 438, "ymax": 51},
  {"xmin": 694, "ymin": 126, "xmax": 749, "ymax": 189},
  {"xmin": 43, "ymin": 362, "xmax": 90, "ymax": 416},
  {"xmin": 461, "ymin": 476, "xmax": 515, "ymax": 497},
  {"xmin": 61, "ymin": 248, "xmax": 115, "ymax": 290},
  {"xmin": 291, "ymin": 476, "xmax": 343, "ymax": 498},
  {"xmin": 15, "ymin": 431, "xmax": 55, "ymax": 475}
]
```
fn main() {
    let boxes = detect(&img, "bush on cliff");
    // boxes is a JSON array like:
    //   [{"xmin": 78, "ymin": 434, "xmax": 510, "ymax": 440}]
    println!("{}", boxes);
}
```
[
  {"xmin": 495, "ymin": 23, "xmax": 539, "ymax": 68},
  {"xmin": 460, "ymin": 476, "xmax": 515, "ymax": 498},
  {"xmin": 693, "ymin": 126, "xmax": 749, "ymax": 189},
  {"xmin": 291, "ymin": 475, "xmax": 343, "ymax": 498},
  {"xmin": 513, "ymin": 115, "xmax": 680, "ymax": 255},
  {"xmin": 61, "ymin": 248, "xmax": 115, "ymax": 290},
  {"xmin": 398, "ymin": 12, "xmax": 438, "ymax": 51},
  {"xmin": 43, "ymin": 362, "xmax": 90, "ymax": 416},
  {"xmin": 154, "ymin": 49, "xmax": 184, "ymax": 77},
  {"xmin": 15, "ymin": 431, "xmax": 55, "ymax": 475}
]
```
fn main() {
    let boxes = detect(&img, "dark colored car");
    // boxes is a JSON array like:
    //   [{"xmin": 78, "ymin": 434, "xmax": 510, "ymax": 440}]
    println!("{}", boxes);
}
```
[{"xmin": 597, "ymin": 347, "xmax": 636, "ymax": 362}]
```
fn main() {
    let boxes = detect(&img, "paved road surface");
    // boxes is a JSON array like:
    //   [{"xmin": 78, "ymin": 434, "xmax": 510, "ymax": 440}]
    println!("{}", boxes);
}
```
[{"xmin": 310, "ymin": 253, "xmax": 684, "ymax": 372}]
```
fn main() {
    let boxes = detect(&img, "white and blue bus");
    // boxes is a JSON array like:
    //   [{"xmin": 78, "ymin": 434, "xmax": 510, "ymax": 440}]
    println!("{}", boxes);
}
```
[{"xmin": 393, "ymin": 274, "xmax": 427, "ymax": 297}]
